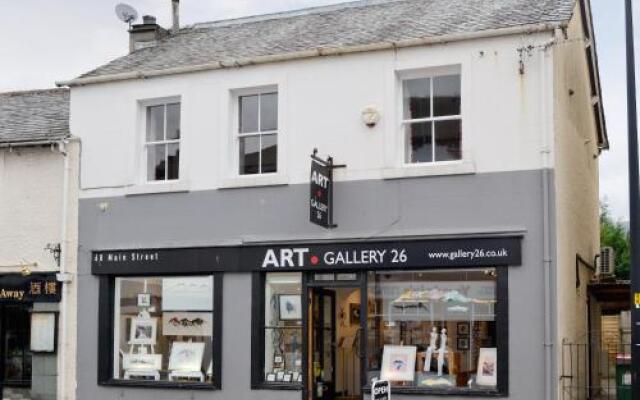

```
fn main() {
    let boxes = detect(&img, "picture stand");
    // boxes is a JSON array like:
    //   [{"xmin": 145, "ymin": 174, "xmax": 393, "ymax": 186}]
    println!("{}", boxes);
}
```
[{"xmin": 123, "ymin": 312, "xmax": 161, "ymax": 381}]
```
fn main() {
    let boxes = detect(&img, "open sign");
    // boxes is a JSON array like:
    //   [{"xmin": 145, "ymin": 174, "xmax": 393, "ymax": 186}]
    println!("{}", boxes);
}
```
[{"xmin": 371, "ymin": 379, "xmax": 390, "ymax": 400}]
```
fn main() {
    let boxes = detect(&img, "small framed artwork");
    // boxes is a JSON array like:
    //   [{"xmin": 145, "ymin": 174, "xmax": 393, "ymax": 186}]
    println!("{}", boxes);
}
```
[
  {"xmin": 457, "ymin": 337, "xmax": 470, "ymax": 350},
  {"xmin": 283, "ymin": 373, "xmax": 293, "ymax": 382},
  {"xmin": 274, "ymin": 355, "xmax": 284, "ymax": 364},
  {"xmin": 457, "ymin": 322, "xmax": 470, "ymax": 335},
  {"xmin": 276, "ymin": 371, "xmax": 285, "ymax": 381},
  {"xmin": 129, "ymin": 317, "xmax": 157, "ymax": 345},
  {"xmin": 279, "ymin": 295, "xmax": 302, "ymax": 321},
  {"xmin": 292, "ymin": 371, "xmax": 300, "ymax": 381},
  {"xmin": 168, "ymin": 341, "xmax": 206, "ymax": 372},
  {"xmin": 137, "ymin": 293, "xmax": 151, "ymax": 307},
  {"xmin": 349, "ymin": 303, "xmax": 360, "ymax": 326},
  {"xmin": 380, "ymin": 345, "xmax": 417, "ymax": 382},
  {"xmin": 476, "ymin": 348, "xmax": 498, "ymax": 387},
  {"xmin": 266, "ymin": 373, "xmax": 276, "ymax": 382},
  {"xmin": 297, "ymin": 374, "xmax": 303, "ymax": 382}
]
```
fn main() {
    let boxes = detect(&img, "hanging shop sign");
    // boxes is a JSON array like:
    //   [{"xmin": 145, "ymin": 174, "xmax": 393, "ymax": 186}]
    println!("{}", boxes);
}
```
[
  {"xmin": 0, "ymin": 273, "xmax": 61, "ymax": 303},
  {"xmin": 92, "ymin": 236, "xmax": 522, "ymax": 275},
  {"xmin": 309, "ymin": 149, "xmax": 346, "ymax": 229}
]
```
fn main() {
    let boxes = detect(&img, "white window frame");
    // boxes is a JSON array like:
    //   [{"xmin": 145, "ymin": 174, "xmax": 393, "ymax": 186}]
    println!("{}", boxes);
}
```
[
  {"xmin": 400, "ymin": 69, "xmax": 463, "ymax": 166},
  {"xmin": 138, "ymin": 97, "xmax": 182, "ymax": 185},
  {"xmin": 234, "ymin": 87, "xmax": 279, "ymax": 176}
]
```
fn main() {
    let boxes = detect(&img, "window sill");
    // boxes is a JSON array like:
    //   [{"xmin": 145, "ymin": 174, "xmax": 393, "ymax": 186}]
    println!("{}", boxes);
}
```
[
  {"xmin": 219, "ymin": 174, "xmax": 288, "ymax": 189},
  {"xmin": 382, "ymin": 160, "xmax": 475, "ymax": 180},
  {"xmin": 362, "ymin": 386, "xmax": 504, "ymax": 397},
  {"xmin": 251, "ymin": 383, "xmax": 302, "ymax": 391},
  {"xmin": 124, "ymin": 181, "xmax": 190, "ymax": 196},
  {"xmin": 99, "ymin": 379, "xmax": 218, "ymax": 391}
]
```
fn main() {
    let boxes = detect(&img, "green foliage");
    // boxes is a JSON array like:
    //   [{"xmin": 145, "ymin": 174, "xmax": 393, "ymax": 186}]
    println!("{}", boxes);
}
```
[{"xmin": 600, "ymin": 203, "xmax": 630, "ymax": 279}]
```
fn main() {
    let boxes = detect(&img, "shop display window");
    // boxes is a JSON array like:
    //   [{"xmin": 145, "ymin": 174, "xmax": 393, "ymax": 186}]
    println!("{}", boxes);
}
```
[
  {"xmin": 112, "ymin": 275, "xmax": 218, "ymax": 386},
  {"xmin": 255, "ymin": 272, "xmax": 303, "ymax": 387},
  {"xmin": 366, "ymin": 269, "xmax": 503, "ymax": 394}
]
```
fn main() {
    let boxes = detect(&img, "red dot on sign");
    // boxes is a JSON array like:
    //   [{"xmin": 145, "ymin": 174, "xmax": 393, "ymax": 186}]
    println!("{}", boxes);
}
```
[
  {"xmin": 317, "ymin": 190, "xmax": 323, "ymax": 197},
  {"xmin": 310, "ymin": 255, "xmax": 319, "ymax": 265}
]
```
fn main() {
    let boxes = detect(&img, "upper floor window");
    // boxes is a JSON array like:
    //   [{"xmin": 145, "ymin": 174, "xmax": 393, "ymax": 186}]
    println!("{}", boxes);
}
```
[
  {"xmin": 402, "ymin": 74, "xmax": 461, "ymax": 164},
  {"xmin": 146, "ymin": 102, "xmax": 180, "ymax": 182},
  {"xmin": 237, "ymin": 92, "xmax": 278, "ymax": 175}
]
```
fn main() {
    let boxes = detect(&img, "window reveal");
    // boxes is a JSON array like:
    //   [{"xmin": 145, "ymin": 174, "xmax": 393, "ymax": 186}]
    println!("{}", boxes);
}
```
[
  {"xmin": 402, "ymin": 75, "xmax": 462, "ymax": 164},
  {"xmin": 238, "ymin": 92, "xmax": 278, "ymax": 175},
  {"xmin": 146, "ymin": 103, "xmax": 180, "ymax": 181}
]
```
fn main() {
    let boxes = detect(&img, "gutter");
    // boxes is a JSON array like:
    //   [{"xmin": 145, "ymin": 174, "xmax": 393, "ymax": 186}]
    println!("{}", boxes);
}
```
[
  {"xmin": 0, "ymin": 137, "xmax": 72, "ymax": 149},
  {"xmin": 56, "ymin": 21, "xmax": 567, "ymax": 87}
]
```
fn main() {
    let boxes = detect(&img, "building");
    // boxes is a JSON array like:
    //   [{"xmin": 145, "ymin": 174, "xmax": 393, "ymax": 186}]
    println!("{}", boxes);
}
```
[
  {"xmin": 0, "ymin": 89, "xmax": 79, "ymax": 400},
  {"xmin": 60, "ymin": 0, "xmax": 607, "ymax": 399}
]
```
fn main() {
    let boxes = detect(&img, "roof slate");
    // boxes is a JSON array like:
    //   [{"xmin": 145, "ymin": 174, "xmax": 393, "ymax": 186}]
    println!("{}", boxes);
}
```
[
  {"xmin": 0, "ymin": 89, "xmax": 70, "ymax": 144},
  {"xmin": 81, "ymin": 0, "xmax": 576, "ymax": 79}
]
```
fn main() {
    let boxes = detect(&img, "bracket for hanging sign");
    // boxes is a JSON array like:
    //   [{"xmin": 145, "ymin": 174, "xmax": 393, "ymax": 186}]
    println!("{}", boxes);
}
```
[{"xmin": 310, "ymin": 148, "xmax": 346, "ymax": 229}]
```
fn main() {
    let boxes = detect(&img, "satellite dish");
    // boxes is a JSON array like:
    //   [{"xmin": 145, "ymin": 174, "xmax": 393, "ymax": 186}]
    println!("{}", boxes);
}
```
[{"xmin": 115, "ymin": 3, "xmax": 138, "ymax": 26}]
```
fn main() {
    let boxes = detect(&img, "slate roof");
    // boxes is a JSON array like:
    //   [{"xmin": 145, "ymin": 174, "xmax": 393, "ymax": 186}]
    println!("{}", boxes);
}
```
[
  {"xmin": 0, "ymin": 89, "xmax": 70, "ymax": 144},
  {"xmin": 80, "ymin": 0, "xmax": 577, "ymax": 79}
]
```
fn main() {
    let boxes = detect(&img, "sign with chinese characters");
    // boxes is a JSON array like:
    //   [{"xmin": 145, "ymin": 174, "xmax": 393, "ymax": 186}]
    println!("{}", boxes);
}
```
[
  {"xmin": 0, "ymin": 273, "xmax": 61, "ymax": 303},
  {"xmin": 310, "ymin": 158, "xmax": 332, "ymax": 228}
]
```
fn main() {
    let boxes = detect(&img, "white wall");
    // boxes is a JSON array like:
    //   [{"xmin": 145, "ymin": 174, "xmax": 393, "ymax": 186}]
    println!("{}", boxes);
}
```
[{"xmin": 71, "ymin": 31, "xmax": 556, "ymax": 198}]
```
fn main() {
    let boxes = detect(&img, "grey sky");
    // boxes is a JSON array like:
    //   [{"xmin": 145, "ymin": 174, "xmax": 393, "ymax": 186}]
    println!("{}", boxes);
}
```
[{"xmin": 0, "ymin": 0, "xmax": 633, "ymax": 221}]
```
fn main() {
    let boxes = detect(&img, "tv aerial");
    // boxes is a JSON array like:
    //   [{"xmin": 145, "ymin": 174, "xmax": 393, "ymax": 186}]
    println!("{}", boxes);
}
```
[{"xmin": 115, "ymin": 3, "xmax": 139, "ymax": 28}]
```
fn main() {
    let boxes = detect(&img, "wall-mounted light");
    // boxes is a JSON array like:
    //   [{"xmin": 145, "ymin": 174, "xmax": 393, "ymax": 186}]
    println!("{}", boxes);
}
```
[{"xmin": 361, "ymin": 105, "xmax": 381, "ymax": 128}]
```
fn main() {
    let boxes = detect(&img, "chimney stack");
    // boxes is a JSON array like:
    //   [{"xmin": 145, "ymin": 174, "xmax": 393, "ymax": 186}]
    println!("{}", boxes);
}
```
[
  {"xmin": 171, "ymin": 0, "xmax": 180, "ymax": 33},
  {"xmin": 128, "ymin": 15, "xmax": 168, "ymax": 53}
]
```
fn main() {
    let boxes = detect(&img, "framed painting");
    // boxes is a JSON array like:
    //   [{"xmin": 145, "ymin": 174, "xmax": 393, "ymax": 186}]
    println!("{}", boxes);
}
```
[
  {"xmin": 476, "ymin": 347, "xmax": 497, "ymax": 387},
  {"xmin": 380, "ymin": 345, "xmax": 417, "ymax": 382},
  {"xmin": 279, "ymin": 294, "xmax": 302, "ymax": 321},
  {"xmin": 129, "ymin": 317, "xmax": 157, "ymax": 345},
  {"xmin": 168, "ymin": 341, "xmax": 205, "ymax": 372}
]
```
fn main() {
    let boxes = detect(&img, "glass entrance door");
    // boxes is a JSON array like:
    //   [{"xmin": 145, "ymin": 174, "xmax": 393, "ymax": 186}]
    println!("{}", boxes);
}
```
[
  {"xmin": 309, "ymin": 288, "xmax": 336, "ymax": 400},
  {"xmin": 305, "ymin": 273, "xmax": 365, "ymax": 400}
]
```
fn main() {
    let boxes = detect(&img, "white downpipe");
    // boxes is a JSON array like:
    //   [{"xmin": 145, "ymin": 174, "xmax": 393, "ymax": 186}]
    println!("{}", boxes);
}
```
[
  {"xmin": 57, "ymin": 140, "xmax": 70, "ymax": 400},
  {"xmin": 540, "ymin": 34, "xmax": 556, "ymax": 400}
]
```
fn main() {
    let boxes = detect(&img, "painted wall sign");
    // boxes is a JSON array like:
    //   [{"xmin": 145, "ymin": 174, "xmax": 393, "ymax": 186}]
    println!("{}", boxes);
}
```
[
  {"xmin": 91, "ymin": 236, "xmax": 522, "ymax": 275},
  {"xmin": 0, "ymin": 273, "xmax": 61, "ymax": 303}
]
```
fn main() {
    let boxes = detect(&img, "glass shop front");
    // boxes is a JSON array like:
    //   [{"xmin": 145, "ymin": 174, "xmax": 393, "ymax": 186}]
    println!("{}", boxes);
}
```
[{"xmin": 92, "ymin": 236, "xmax": 518, "ymax": 398}]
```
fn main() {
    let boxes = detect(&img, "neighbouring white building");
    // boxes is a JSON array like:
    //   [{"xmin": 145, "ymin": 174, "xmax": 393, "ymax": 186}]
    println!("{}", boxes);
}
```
[
  {"xmin": 0, "ymin": 89, "xmax": 78, "ymax": 400},
  {"xmin": 60, "ymin": 0, "xmax": 607, "ymax": 399}
]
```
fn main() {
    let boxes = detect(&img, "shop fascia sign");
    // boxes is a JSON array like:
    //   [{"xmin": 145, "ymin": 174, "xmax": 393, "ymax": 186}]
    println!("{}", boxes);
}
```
[
  {"xmin": 0, "ymin": 273, "xmax": 62, "ymax": 303},
  {"xmin": 310, "ymin": 148, "xmax": 345, "ymax": 229},
  {"xmin": 92, "ymin": 236, "xmax": 522, "ymax": 275}
]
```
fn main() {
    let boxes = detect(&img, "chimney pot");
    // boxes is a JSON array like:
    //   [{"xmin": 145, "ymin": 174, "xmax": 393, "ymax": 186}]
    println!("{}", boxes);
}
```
[{"xmin": 142, "ymin": 15, "xmax": 157, "ymax": 25}]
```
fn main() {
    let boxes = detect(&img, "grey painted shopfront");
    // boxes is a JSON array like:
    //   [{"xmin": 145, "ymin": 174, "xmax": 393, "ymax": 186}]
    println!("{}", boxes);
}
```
[{"xmin": 76, "ymin": 169, "xmax": 556, "ymax": 400}]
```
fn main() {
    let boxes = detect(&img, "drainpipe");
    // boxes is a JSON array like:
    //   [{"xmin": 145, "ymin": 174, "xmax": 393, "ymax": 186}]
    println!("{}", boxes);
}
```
[
  {"xmin": 539, "ymin": 33, "xmax": 556, "ymax": 400},
  {"xmin": 56, "ymin": 139, "xmax": 71, "ymax": 400}
]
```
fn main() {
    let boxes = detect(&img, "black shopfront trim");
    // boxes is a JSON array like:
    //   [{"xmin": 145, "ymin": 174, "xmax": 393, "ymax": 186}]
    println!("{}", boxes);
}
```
[
  {"xmin": 93, "ymin": 235, "xmax": 519, "ymax": 396},
  {"xmin": 97, "ymin": 273, "xmax": 223, "ymax": 390}
]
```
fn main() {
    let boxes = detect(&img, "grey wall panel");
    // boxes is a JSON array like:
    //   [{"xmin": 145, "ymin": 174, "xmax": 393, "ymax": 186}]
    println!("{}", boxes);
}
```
[{"xmin": 76, "ymin": 170, "xmax": 553, "ymax": 400}]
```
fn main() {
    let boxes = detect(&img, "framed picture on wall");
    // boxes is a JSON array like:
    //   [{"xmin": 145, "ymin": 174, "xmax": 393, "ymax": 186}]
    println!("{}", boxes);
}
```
[
  {"xmin": 457, "ymin": 322, "xmax": 470, "ymax": 335},
  {"xmin": 457, "ymin": 337, "xmax": 470, "ymax": 350},
  {"xmin": 279, "ymin": 295, "xmax": 302, "ymax": 321}
]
